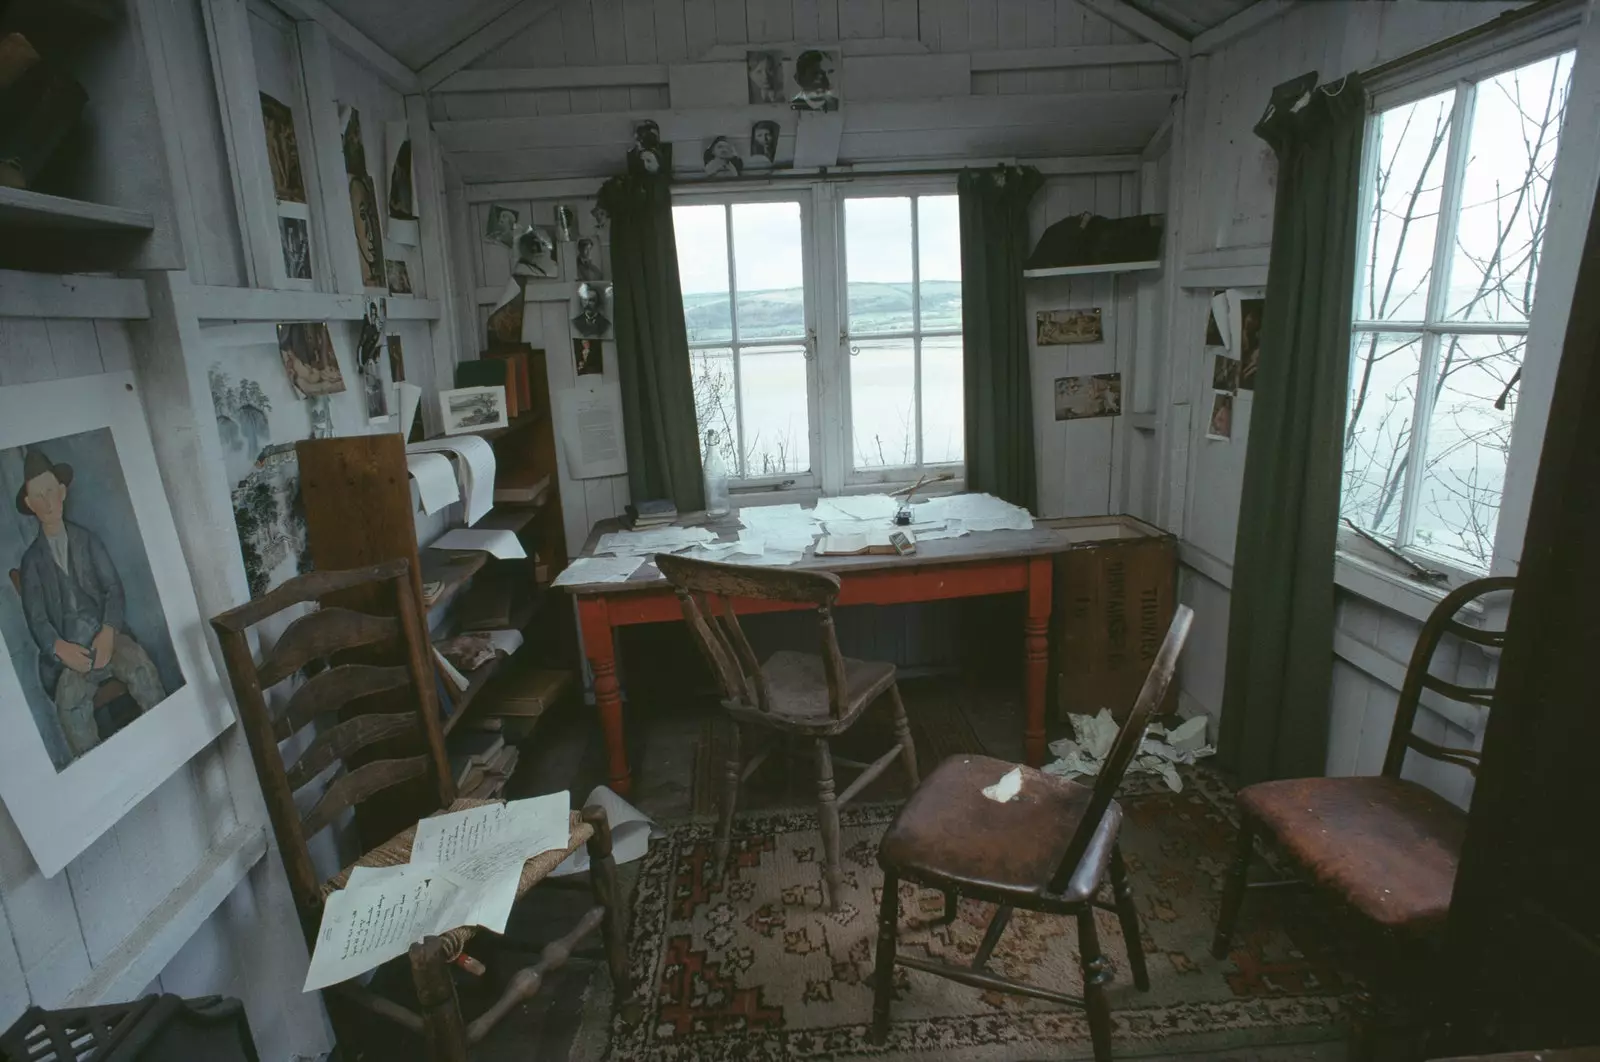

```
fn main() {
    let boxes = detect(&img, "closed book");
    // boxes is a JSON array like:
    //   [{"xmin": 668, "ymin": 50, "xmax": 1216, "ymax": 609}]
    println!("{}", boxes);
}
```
[
  {"xmin": 455, "ymin": 358, "xmax": 517, "ymax": 418},
  {"xmin": 485, "ymin": 348, "xmax": 532, "ymax": 410}
]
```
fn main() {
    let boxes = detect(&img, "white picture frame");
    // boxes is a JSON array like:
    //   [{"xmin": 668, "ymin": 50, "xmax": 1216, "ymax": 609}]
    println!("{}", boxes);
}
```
[
  {"xmin": 439, "ymin": 385, "xmax": 509, "ymax": 435},
  {"xmin": 0, "ymin": 374, "xmax": 233, "ymax": 877}
]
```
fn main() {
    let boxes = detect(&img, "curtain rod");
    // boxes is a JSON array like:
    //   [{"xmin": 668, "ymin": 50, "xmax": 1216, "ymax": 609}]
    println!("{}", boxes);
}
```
[{"xmin": 1360, "ymin": 0, "xmax": 1580, "ymax": 85}]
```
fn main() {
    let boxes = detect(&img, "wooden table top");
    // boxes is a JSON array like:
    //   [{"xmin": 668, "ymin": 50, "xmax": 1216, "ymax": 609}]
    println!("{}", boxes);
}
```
[{"xmin": 559, "ymin": 508, "xmax": 1168, "ymax": 596}]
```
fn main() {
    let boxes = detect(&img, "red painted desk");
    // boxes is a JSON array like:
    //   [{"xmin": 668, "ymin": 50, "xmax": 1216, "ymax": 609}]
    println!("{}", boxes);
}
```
[{"xmin": 563, "ymin": 515, "xmax": 1085, "ymax": 799}]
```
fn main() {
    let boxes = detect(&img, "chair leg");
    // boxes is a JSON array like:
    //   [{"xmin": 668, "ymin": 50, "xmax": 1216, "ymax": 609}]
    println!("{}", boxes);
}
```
[
  {"xmin": 813, "ymin": 738, "xmax": 844, "ymax": 911},
  {"xmin": 972, "ymin": 904, "xmax": 1012, "ymax": 969},
  {"xmin": 1109, "ymin": 843, "xmax": 1149, "ymax": 991},
  {"xmin": 409, "ymin": 936, "xmax": 469, "ymax": 1062},
  {"xmin": 870, "ymin": 870, "xmax": 901, "ymax": 1045},
  {"xmin": 937, "ymin": 888, "xmax": 959, "ymax": 925},
  {"xmin": 886, "ymin": 682, "xmax": 920, "ymax": 789},
  {"xmin": 713, "ymin": 719, "xmax": 741, "ymax": 883},
  {"xmin": 582, "ymin": 804, "xmax": 632, "ymax": 1018},
  {"xmin": 1211, "ymin": 817, "xmax": 1256, "ymax": 959},
  {"xmin": 1076, "ymin": 907, "xmax": 1115, "ymax": 1062}
]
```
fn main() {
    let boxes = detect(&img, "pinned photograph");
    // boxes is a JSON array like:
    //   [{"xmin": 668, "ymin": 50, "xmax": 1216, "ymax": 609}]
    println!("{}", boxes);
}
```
[
  {"xmin": 629, "ymin": 119, "xmax": 670, "ymax": 177},
  {"xmin": 750, "ymin": 120, "xmax": 779, "ymax": 165},
  {"xmin": 1208, "ymin": 392, "xmax": 1234, "ymax": 440},
  {"xmin": 279, "ymin": 216, "xmax": 311, "ymax": 280},
  {"xmin": 1037, "ymin": 308, "xmax": 1103, "ymax": 346},
  {"xmin": 1205, "ymin": 300, "xmax": 1225, "ymax": 347},
  {"xmin": 486, "ymin": 278, "xmax": 525, "ymax": 347},
  {"xmin": 791, "ymin": 49, "xmax": 840, "ymax": 112},
  {"xmin": 484, "ymin": 203, "xmax": 519, "ymax": 246},
  {"xmin": 387, "ymin": 334, "xmax": 405, "ymax": 383},
  {"xmin": 1054, "ymin": 373, "xmax": 1122, "ymax": 421},
  {"xmin": 277, "ymin": 321, "xmax": 346, "ymax": 399},
  {"xmin": 357, "ymin": 300, "xmax": 388, "ymax": 421},
  {"xmin": 386, "ymin": 259, "xmax": 413, "ymax": 295},
  {"xmin": 576, "ymin": 237, "xmax": 605, "ymax": 282},
  {"xmin": 591, "ymin": 201, "xmax": 609, "ymax": 232},
  {"xmin": 573, "ymin": 337, "xmax": 603, "ymax": 376},
  {"xmin": 555, "ymin": 204, "xmax": 577, "ymax": 242},
  {"xmin": 1239, "ymin": 297, "xmax": 1264, "ymax": 391},
  {"xmin": 571, "ymin": 282, "xmax": 613, "ymax": 339},
  {"xmin": 387, "ymin": 136, "xmax": 415, "ymax": 221},
  {"xmin": 339, "ymin": 106, "xmax": 386, "ymax": 290},
  {"xmin": 440, "ymin": 386, "xmax": 509, "ymax": 435},
  {"xmin": 259, "ymin": 92, "xmax": 305, "ymax": 203},
  {"xmin": 703, "ymin": 136, "xmax": 743, "ymax": 178},
  {"xmin": 512, "ymin": 225, "xmax": 559, "ymax": 279},
  {"xmin": 1212, "ymin": 353, "xmax": 1240, "ymax": 394},
  {"xmin": 747, "ymin": 49, "xmax": 784, "ymax": 104}
]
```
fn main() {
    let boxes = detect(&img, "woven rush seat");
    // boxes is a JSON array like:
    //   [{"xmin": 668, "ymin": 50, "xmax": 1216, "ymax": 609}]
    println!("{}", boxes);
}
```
[{"xmin": 320, "ymin": 799, "xmax": 592, "ymax": 961}]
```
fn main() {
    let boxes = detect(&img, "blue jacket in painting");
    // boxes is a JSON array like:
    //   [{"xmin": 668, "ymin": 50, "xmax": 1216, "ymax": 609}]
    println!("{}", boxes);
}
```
[{"xmin": 17, "ymin": 520, "xmax": 125, "ymax": 696}]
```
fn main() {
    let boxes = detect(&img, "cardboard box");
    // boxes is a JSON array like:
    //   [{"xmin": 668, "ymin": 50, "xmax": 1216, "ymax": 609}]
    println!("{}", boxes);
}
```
[{"xmin": 1040, "ymin": 515, "xmax": 1177, "ymax": 722}]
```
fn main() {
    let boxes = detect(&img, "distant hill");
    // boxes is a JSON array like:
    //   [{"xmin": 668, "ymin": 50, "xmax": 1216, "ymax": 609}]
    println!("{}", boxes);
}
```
[{"xmin": 683, "ymin": 281, "xmax": 961, "ymax": 344}]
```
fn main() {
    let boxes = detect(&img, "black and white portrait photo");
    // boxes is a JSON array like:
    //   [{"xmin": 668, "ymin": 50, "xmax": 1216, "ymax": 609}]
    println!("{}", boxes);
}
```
[
  {"xmin": 573, "ymin": 337, "xmax": 603, "ymax": 377},
  {"xmin": 576, "ymin": 237, "xmax": 605, "ymax": 282},
  {"xmin": 484, "ymin": 203, "xmax": 519, "ymax": 246},
  {"xmin": 512, "ymin": 224, "xmax": 559, "ymax": 279},
  {"xmin": 747, "ymin": 50, "xmax": 783, "ymax": 104},
  {"xmin": 629, "ymin": 119, "xmax": 670, "ymax": 177},
  {"xmin": 571, "ymin": 282, "xmax": 613, "ymax": 340},
  {"xmin": 556, "ymin": 204, "xmax": 577, "ymax": 242},
  {"xmin": 279, "ymin": 216, "xmax": 311, "ymax": 280},
  {"xmin": 791, "ymin": 49, "xmax": 839, "ymax": 112},
  {"xmin": 750, "ymin": 120, "xmax": 779, "ymax": 165},
  {"xmin": 703, "ymin": 136, "xmax": 743, "ymax": 179},
  {"xmin": 357, "ymin": 298, "xmax": 388, "ymax": 421}
]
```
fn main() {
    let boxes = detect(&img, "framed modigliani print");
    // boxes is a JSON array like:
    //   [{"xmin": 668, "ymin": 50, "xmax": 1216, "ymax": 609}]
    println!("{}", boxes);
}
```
[{"xmin": 0, "ymin": 374, "xmax": 231, "ymax": 876}]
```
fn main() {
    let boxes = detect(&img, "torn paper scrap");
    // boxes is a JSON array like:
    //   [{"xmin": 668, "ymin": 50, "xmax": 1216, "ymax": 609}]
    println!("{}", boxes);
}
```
[
  {"xmin": 982, "ymin": 766, "xmax": 1023, "ymax": 803},
  {"xmin": 1042, "ymin": 709, "xmax": 1215, "ymax": 792},
  {"xmin": 551, "ymin": 785, "xmax": 654, "ymax": 877}
]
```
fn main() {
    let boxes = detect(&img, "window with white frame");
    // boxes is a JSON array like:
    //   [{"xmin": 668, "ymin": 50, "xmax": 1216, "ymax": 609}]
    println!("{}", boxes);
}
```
[
  {"xmin": 1343, "ymin": 46, "xmax": 1575, "ymax": 574},
  {"xmin": 672, "ymin": 183, "xmax": 962, "ymax": 492}
]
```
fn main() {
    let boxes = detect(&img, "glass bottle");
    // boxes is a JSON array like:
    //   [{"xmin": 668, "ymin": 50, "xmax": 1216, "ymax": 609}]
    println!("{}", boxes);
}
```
[{"xmin": 703, "ymin": 429, "xmax": 730, "ymax": 516}]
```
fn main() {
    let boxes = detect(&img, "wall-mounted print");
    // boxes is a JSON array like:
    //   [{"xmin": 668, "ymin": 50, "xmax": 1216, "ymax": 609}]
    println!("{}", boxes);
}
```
[
  {"xmin": 1037, "ymin": 307, "xmax": 1102, "ymax": 346},
  {"xmin": 750, "ymin": 120, "xmax": 779, "ymax": 166},
  {"xmin": 1205, "ymin": 295, "xmax": 1226, "ymax": 347},
  {"xmin": 576, "ymin": 237, "xmax": 605, "ymax": 283},
  {"xmin": 1208, "ymin": 392, "xmax": 1234, "ymax": 440},
  {"xmin": 1238, "ymin": 297, "xmax": 1263, "ymax": 391},
  {"xmin": 308, "ymin": 395, "xmax": 334, "ymax": 439},
  {"xmin": 791, "ymin": 49, "xmax": 839, "ymax": 112},
  {"xmin": 747, "ymin": 50, "xmax": 784, "ymax": 104},
  {"xmin": 571, "ymin": 282, "xmax": 613, "ymax": 339},
  {"xmin": 387, "ymin": 136, "xmax": 415, "ymax": 221},
  {"xmin": 1054, "ymin": 372, "xmax": 1122, "ymax": 421},
  {"xmin": 277, "ymin": 321, "xmax": 346, "ymax": 399},
  {"xmin": 484, "ymin": 203, "xmax": 520, "ymax": 247},
  {"xmin": 555, "ymin": 204, "xmax": 577, "ymax": 242},
  {"xmin": 512, "ymin": 225, "xmax": 559, "ymax": 279},
  {"xmin": 0, "ymin": 374, "xmax": 232, "ymax": 877},
  {"xmin": 703, "ymin": 136, "xmax": 743, "ymax": 178},
  {"xmin": 573, "ymin": 337, "xmax": 603, "ymax": 377},
  {"xmin": 339, "ymin": 106, "xmax": 386, "ymax": 289},
  {"xmin": 628, "ymin": 120, "xmax": 669, "ymax": 177},
  {"xmin": 259, "ymin": 92, "xmax": 306, "ymax": 203},
  {"xmin": 279, "ymin": 216, "xmax": 312, "ymax": 280},
  {"xmin": 357, "ymin": 299, "xmax": 389, "ymax": 421},
  {"xmin": 386, "ymin": 259, "xmax": 412, "ymax": 295},
  {"xmin": 209, "ymin": 368, "xmax": 273, "ymax": 459},
  {"xmin": 387, "ymin": 333, "xmax": 405, "ymax": 383},
  {"xmin": 1212, "ymin": 353, "xmax": 1239, "ymax": 394},
  {"xmin": 440, "ymin": 386, "xmax": 509, "ymax": 435}
]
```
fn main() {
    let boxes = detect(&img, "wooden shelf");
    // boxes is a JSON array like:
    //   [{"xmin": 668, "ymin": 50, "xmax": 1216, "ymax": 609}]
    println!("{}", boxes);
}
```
[
  {"xmin": 420, "ymin": 548, "xmax": 488, "ymax": 613},
  {"xmin": 1023, "ymin": 259, "xmax": 1161, "ymax": 279},
  {"xmin": 477, "ymin": 409, "xmax": 544, "ymax": 442},
  {"xmin": 443, "ymin": 655, "xmax": 505, "ymax": 735},
  {"xmin": 0, "ymin": 187, "xmax": 155, "ymax": 232}
]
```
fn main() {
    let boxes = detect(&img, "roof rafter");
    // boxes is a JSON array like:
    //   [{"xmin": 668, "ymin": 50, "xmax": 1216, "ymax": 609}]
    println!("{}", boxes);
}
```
[
  {"xmin": 418, "ymin": 0, "xmax": 570, "ymax": 90},
  {"xmin": 1073, "ymin": 0, "xmax": 1191, "ymax": 60},
  {"xmin": 272, "ymin": 0, "xmax": 419, "ymax": 92},
  {"xmin": 1191, "ymin": 1, "xmax": 1299, "ymax": 56}
]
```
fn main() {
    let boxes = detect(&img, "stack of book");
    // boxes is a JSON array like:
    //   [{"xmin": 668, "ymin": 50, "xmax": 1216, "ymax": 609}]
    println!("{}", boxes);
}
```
[
  {"xmin": 628, "ymin": 499, "xmax": 678, "ymax": 530},
  {"xmin": 448, "ymin": 731, "xmax": 521, "ymax": 799}
]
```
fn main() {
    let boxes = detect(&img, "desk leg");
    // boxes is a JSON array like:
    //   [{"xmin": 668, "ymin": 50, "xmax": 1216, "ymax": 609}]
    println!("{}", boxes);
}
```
[
  {"xmin": 1024, "ymin": 556, "xmax": 1052, "ymax": 767},
  {"xmin": 578, "ymin": 597, "xmax": 632, "ymax": 798}
]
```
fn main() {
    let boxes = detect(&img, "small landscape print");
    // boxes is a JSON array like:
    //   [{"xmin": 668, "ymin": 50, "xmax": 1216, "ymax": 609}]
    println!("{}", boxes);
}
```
[
  {"xmin": 791, "ymin": 49, "xmax": 839, "ymax": 112},
  {"xmin": 1208, "ymin": 392, "xmax": 1234, "ymax": 441},
  {"xmin": 386, "ymin": 259, "xmax": 412, "ymax": 295},
  {"xmin": 440, "ymin": 386, "xmax": 509, "ymax": 435},
  {"xmin": 279, "ymin": 216, "xmax": 312, "ymax": 280},
  {"xmin": 484, "ymin": 203, "xmax": 520, "ymax": 247},
  {"xmin": 1239, "ymin": 298, "xmax": 1263, "ymax": 391},
  {"xmin": 1, "ymin": 432, "xmax": 186, "ymax": 768},
  {"xmin": 1212, "ymin": 354, "xmax": 1239, "ymax": 394},
  {"xmin": 747, "ymin": 49, "xmax": 784, "ymax": 104},
  {"xmin": 573, "ymin": 337, "xmax": 603, "ymax": 377},
  {"xmin": 259, "ymin": 92, "xmax": 305, "ymax": 203},
  {"xmin": 1054, "ymin": 373, "xmax": 1121, "ymax": 421},
  {"xmin": 1037, "ymin": 308, "xmax": 1102, "ymax": 346},
  {"xmin": 277, "ymin": 321, "xmax": 346, "ymax": 399}
]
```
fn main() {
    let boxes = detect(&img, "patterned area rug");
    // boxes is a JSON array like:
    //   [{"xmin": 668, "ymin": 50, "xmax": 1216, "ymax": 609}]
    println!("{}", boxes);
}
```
[{"xmin": 602, "ymin": 767, "xmax": 1362, "ymax": 1061}]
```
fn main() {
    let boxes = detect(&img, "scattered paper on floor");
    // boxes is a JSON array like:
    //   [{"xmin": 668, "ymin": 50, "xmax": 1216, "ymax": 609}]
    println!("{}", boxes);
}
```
[
  {"xmin": 550, "ymin": 785, "xmax": 655, "ymax": 877},
  {"xmin": 1042, "ymin": 709, "xmax": 1215, "ymax": 792}
]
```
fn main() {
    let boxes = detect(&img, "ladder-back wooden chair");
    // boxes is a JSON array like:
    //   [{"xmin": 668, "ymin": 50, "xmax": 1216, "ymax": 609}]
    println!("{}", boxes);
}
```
[
  {"xmin": 1211, "ymin": 577, "xmax": 1514, "ymax": 965},
  {"xmin": 210, "ymin": 560, "xmax": 628, "ymax": 1062},
  {"xmin": 870, "ymin": 605, "xmax": 1193, "ymax": 1062},
  {"xmin": 655, "ymin": 552, "xmax": 920, "ymax": 911}
]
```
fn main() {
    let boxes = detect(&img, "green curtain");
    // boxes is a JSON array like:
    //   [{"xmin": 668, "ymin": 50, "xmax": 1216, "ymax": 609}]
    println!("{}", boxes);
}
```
[
  {"xmin": 1218, "ymin": 72, "xmax": 1368, "ymax": 784},
  {"xmin": 597, "ymin": 174, "xmax": 706, "ymax": 511},
  {"xmin": 959, "ymin": 165, "xmax": 1044, "ymax": 512}
]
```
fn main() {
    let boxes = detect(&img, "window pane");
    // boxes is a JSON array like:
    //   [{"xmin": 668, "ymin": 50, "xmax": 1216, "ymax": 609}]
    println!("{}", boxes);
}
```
[
  {"xmin": 739, "ymin": 344, "xmax": 810, "ymax": 476},
  {"xmin": 845, "ymin": 197, "xmax": 914, "ymax": 335},
  {"xmin": 921, "ymin": 335, "xmax": 963, "ymax": 464},
  {"xmin": 851, "ymin": 339, "xmax": 916, "ymax": 469},
  {"xmin": 732, "ymin": 201, "xmax": 806, "ymax": 340},
  {"xmin": 917, "ymin": 195, "xmax": 962, "ymax": 330},
  {"xmin": 1411, "ymin": 333, "xmax": 1524, "ymax": 570},
  {"xmin": 674, "ymin": 205, "xmax": 732, "ymax": 344},
  {"xmin": 1446, "ymin": 52, "xmax": 1573, "ymax": 323},
  {"xmin": 690, "ymin": 347, "xmax": 738, "ymax": 469},
  {"xmin": 1342, "ymin": 331, "xmax": 1424, "ymax": 539},
  {"xmin": 1357, "ymin": 89, "xmax": 1455, "ymax": 322}
]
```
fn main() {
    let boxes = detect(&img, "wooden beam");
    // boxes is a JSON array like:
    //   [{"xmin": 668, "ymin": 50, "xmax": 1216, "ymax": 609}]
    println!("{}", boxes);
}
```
[
  {"xmin": 969, "ymin": 43, "xmax": 1173, "ymax": 71},
  {"xmin": 0, "ymin": 270, "xmax": 150, "ymax": 319},
  {"xmin": 418, "ymin": 0, "xmax": 568, "ymax": 90},
  {"xmin": 271, "ymin": 0, "xmax": 419, "ymax": 92},
  {"xmin": 190, "ymin": 285, "xmax": 441, "ymax": 321},
  {"xmin": 434, "ymin": 62, "xmax": 669, "ymax": 94},
  {"xmin": 1191, "ymin": 1, "xmax": 1298, "ymax": 56},
  {"xmin": 1074, "ymin": 0, "xmax": 1191, "ymax": 59}
]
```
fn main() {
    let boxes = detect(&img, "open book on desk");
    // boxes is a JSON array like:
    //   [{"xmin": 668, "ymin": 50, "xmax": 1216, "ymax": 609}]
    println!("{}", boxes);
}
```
[{"xmin": 815, "ymin": 529, "xmax": 916, "ymax": 556}]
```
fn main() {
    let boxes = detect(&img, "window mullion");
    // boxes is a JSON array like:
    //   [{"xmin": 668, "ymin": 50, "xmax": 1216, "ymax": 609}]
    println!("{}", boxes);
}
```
[
  {"xmin": 910, "ymin": 197, "xmax": 924, "ymax": 466},
  {"xmin": 723, "ymin": 204, "xmax": 746, "ymax": 477}
]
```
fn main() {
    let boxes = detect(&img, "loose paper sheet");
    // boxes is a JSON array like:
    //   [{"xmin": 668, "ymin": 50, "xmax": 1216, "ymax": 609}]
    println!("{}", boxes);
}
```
[
  {"xmin": 813, "ymin": 494, "xmax": 900, "ymax": 524},
  {"xmin": 914, "ymin": 493, "xmax": 1033, "ymax": 532},
  {"xmin": 406, "ymin": 451, "xmax": 460, "ymax": 514},
  {"xmin": 551, "ymin": 786, "xmax": 654, "ymax": 877},
  {"xmin": 556, "ymin": 380, "xmax": 628, "ymax": 480},
  {"xmin": 430, "ymin": 527, "xmax": 527, "ymax": 560},
  {"xmin": 552, "ymin": 555, "xmax": 645, "ymax": 587},
  {"xmin": 396, "ymin": 381, "xmax": 422, "ymax": 439},
  {"xmin": 736, "ymin": 504, "xmax": 821, "ymax": 553},
  {"xmin": 408, "ymin": 436, "xmax": 497, "ymax": 524},
  {"xmin": 593, "ymin": 526, "xmax": 717, "ymax": 556}
]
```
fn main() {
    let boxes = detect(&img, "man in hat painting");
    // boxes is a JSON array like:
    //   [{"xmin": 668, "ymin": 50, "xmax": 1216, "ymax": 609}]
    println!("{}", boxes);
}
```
[{"xmin": 15, "ymin": 448, "xmax": 165, "ymax": 756}]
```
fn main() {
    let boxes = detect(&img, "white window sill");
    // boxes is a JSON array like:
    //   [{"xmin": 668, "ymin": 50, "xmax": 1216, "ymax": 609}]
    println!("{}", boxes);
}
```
[
  {"xmin": 1333, "ymin": 550, "xmax": 1488, "ymax": 624},
  {"xmin": 728, "ymin": 476, "xmax": 967, "ymax": 509}
]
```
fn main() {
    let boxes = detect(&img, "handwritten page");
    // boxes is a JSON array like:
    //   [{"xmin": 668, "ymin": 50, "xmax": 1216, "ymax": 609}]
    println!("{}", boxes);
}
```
[{"xmin": 303, "ymin": 864, "xmax": 456, "ymax": 991}]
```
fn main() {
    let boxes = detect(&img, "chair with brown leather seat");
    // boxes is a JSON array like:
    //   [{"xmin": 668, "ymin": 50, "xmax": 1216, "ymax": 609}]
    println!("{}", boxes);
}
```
[
  {"xmin": 655, "ymin": 552, "xmax": 920, "ymax": 912},
  {"xmin": 1210, "ymin": 577, "xmax": 1512, "ymax": 961},
  {"xmin": 870, "ymin": 605, "xmax": 1193, "ymax": 1062}
]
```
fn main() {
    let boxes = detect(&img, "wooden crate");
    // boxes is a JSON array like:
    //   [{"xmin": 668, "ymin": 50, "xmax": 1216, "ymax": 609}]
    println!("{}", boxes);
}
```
[{"xmin": 1041, "ymin": 515, "xmax": 1177, "ymax": 722}]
